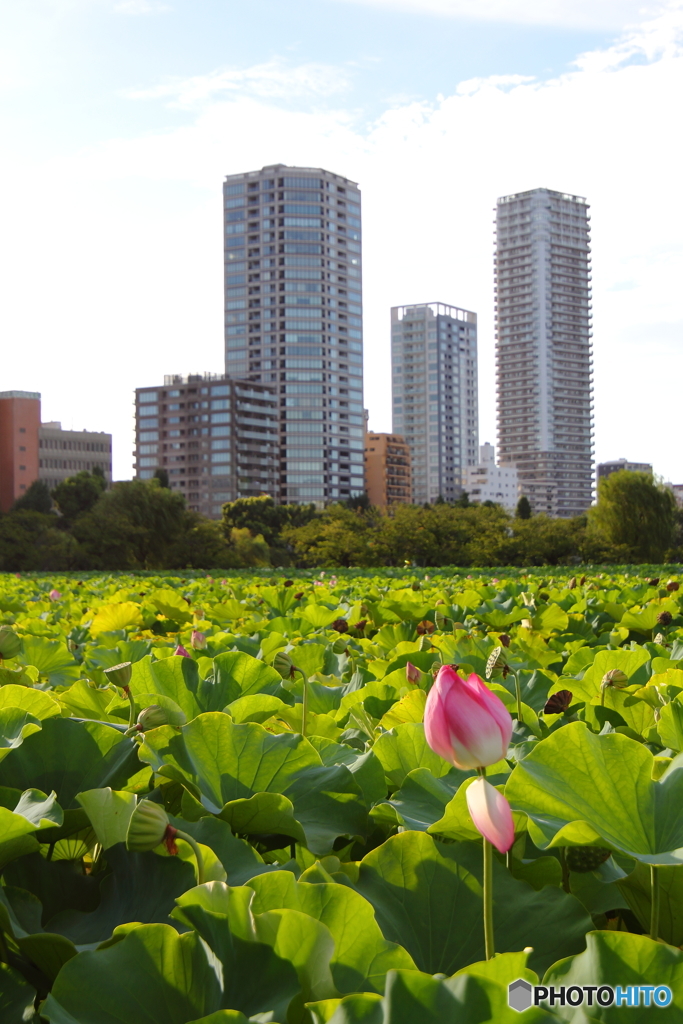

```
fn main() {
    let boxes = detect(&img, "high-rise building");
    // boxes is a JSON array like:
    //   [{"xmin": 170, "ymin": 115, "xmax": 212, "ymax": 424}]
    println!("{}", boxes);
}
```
[
  {"xmin": 364, "ymin": 432, "xmax": 412, "ymax": 506},
  {"xmin": 39, "ymin": 423, "xmax": 112, "ymax": 490},
  {"xmin": 133, "ymin": 374, "xmax": 278, "ymax": 518},
  {"xmin": 463, "ymin": 442, "xmax": 519, "ymax": 512},
  {"xmin": 597, "ymin": 458, "xmax": 652, "ymax": 481},
  {"xmin": 495, "ymin": 188, "xmax": 593, "ymax": 517},
  {"xmin": 223, "ymin": 164, "xmax": 365, "ymax": 505},
  {"xmin": 0, "ymin": 391, "xmax": 41, "ymax": 511},
  {"xmin": 391, "ymin": 302, "xmax": 478, "ymax": 504}
]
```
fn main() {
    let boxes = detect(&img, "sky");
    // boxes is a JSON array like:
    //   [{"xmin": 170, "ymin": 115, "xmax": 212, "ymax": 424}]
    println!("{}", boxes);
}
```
[{"xmin": 0, "ymin": 0, "xmax": 682, "ymax": 484}]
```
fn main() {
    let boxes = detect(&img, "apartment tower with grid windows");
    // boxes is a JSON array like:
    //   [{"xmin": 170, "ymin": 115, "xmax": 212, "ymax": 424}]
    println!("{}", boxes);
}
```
[
  {"xmin": 391, "ymin": 302, "xmax": 478, "ymax": 504},
  {"xmin": 495, "ymin": 188, "xmax": 594, "ymax": 516},
  {"xmin": 223, "ymin": 164, "xmax": 365, "ymax": 505}
]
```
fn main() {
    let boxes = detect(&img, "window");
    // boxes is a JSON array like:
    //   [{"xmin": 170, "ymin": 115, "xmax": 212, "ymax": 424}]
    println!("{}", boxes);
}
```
[
  {"xmin": 139, "ymin": 392, "xmax": 158, "ymax": 403},
  {"xmin": 225, "ymin": 197, "xmax": 245, "ymax": 208},
  {"xmin": 225, "ymin": 183, "xmax": 244, "ymax": 195},
  {"xmin": 211, "ymin": 399, "xmax": 230, "ymax": 410}
]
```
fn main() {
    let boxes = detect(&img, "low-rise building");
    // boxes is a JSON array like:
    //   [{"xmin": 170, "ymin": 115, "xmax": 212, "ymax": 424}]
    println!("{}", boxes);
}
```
[
  {"xmin": 463, "ymin": 442, "xmax": 519, "ymax": 511},
  {"xmin": 365, "ymin": 432, "xmax": 412, "ymax": 506},
  {"xmin": 134, "ymin": 373, "xmax": 278, "ymax": 519},
  {"xmin": 39, "ymin": 422, "xmax": 113, "ymax": 490},
  {"xmin": 597, "ymin": 458, "xmax": 652, "ymax": 481}
]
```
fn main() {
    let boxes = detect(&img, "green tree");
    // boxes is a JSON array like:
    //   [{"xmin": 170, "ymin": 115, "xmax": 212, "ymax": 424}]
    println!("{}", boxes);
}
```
[
  {"xmin": 153, "ymin": 468, "xmax": 170, "ymax": 488},
  {"xmin": 72, "ymin": 479, "xmax": 188, "ymax": 569},
  {"xmin": 515, "ymin": 496, "xmax": 532, "ymax": 520},
  {"xmin": 11, "ymin": 479, "xmax": 52, "ymax": 514},
  {"xmin": 52, "ymin": 470, "xmax": 106, "ymax": 524},
  {"xmin": 588, "ymin": 470, "xmax": 676, "ymax": 562},
  {"xmin": 282, "ymin": 503, "xmax": 380, "ymax": 567},
  {"xmin": 221, "ymin": 496, "xmax": 316, "ymax": 550},
  {"xmin": 0, "ymin": 511, "xmax": 76, "ymax": 570}
]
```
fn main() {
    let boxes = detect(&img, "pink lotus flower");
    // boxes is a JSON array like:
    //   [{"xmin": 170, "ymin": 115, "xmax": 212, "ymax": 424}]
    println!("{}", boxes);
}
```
[
  {"xmin": 191, "ymin": 629, "xmax": 207, "ymax": 650},
  {"xmin": 424, "ymin": 665, "xmax": 512, "ymax": 769},
  {"xmin": 466, "ymin": 777, "xmax": 515, "ymax": 853},
  {"xmin": 174, "ymin": 644, "xmax": 191, "ymax": 658},
  {"xmin": 49, "ymin": 589, "xmax": 61, "ymax": 601}
]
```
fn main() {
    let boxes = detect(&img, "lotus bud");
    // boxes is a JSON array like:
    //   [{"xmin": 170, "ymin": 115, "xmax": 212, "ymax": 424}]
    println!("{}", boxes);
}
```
[
  {"xmin": 126, "ymin": 798, "xmax": 176, "ymax": 853},
  {"xmin": 103, "ymin": 661, "xmax": 133, "ymax": 688},
  {"xmin": 331, "ymin": 618, "xmax": 349, "ymax": 633},
  {"xmin": 485, "ymin": 646, "xmax": 506, "ymax": 680},
  {"xmin": 405, "ymin": 661, "xmax": 422, "ymax": 684},
  {"xmin": 424, "ymin": 665, "xmax": 512, "ymax": 770},
  {"xmin": 667, "ymin": 580, "xmax": 679, "ymax": 593},
  {"xmin": 135, "ymin": 703, "xmax": 187, "ymax": 732},
  {"xmin": 657, "ymin": 611, "xmax": 673, "ymax": 627},
  {"xmin": 601, "ymin": 668, "xmax": 629, "ymax": 691},
  {"xmin": 191, "ymin": 629, "xmax": 207, "ymax": 650},
  {"xmin": 465, "ymin": 777, "xmax": 515, "ymax": 854},
  {"xmin": 0, "ymin": 626, "xmax": 22, "ymax": 660},
  {"xmin": 174, "ymin": 644, "xmax": 191, "ymax": 658},
  {"xmin": 273, "ymin": 651, "xmax": 296, "ymax": 679},
  {"xmin": 49, "ymin": 589, "xmax": 61, "ymax": 602}
]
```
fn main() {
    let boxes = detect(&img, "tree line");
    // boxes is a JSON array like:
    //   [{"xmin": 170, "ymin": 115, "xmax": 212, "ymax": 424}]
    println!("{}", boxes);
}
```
[{"xmin": 0, "ymin": 468, "xmax": 678, "ymax": 571}]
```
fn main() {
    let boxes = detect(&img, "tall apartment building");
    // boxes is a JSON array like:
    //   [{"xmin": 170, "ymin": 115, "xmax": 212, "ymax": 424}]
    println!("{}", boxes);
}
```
[
  {"xmin": 364, "ymin": 432, "xmax": 412, "ymax": 506},
  {"xmin": 134, "ymin": 374, "xmax": 278, "ymax": 519},
  {"xmin": 39, "ymin": 423, "xmax": 112, "ymax": 490},
  {"xmin": 0, "ymin": 392, "xmax": 112, "ymax": 511},
  {"xmin": 463, "ymin": 442, "xmax": 519, "ymax": 512},
  {"xmin": 0, "ymin": 391, "xmax": 41, "ymax": 512},
  {"xmin": 391, "ymin": 302, "xmax": 478, "ymax": 504},
  {"xmin": 597, "ymin": 458, "xmax": 652, "ymax": 481},
  {"xmin": 495, "ymin": 188, "xmax": 593, "ymax": 517},
  {"xmin": 223, "ymin": 164, "xmax": 365, "ymax": 505}
]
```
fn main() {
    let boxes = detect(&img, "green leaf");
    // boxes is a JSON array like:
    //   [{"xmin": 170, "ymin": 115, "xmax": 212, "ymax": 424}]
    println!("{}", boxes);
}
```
[
  {"xmin": 213, "ymin": 651, "xmax": 284, "ymax": 703},
  {"xmin": 386, "ymin": 767, "xmax": 465, "ymax": 831},
  {"xmin": 571, "ymin": 647, "xmax": 651, "ymax": 703},
  {"xmin": 0, "ymin": 707, "xmax": 42, "ymax": 762},
  {"xmin": 354, "ymin": 832, "xmax": 591, "ymax": 976},
  {"xmin": 76, "ymin": 788, "xmax": 136, "ymax": 849},
  {"xmin": 219, "ymin": 793, "xmax": 306, "ymax": 844},
  {"xmin": 226, "ymin": 694, "xmax": 288, "ymax": 724},
  {"xmin": 16, "ymin": 932, "xmax": 77, "ymax": 984},
  {"xmin": 658, "ymin": 696, "xmax": 683, "ymax": 751},
  {"xmin": 245, "ymin": 870, "xmax": 416, "ymax": 993},
  {"xmin": 506, "ymin": 721, "xmax": 683, "ymax": 864},
  {"xmin": 0, "ymin": 718, "xmax": 139, "ymax": 809},
  {"xmin": 43, "ymin": 923, "xmax": 222, "ymax": 1024},
  {"xmin": 0, "ymin": 684, "xmax": 61, "ymax": 720},
  {"xmin": 617, "ymin": 860, "xmax": 683, "ymax": 947},
  {"xmin": 0, "ymin": 789, "xmax": 63, "ymax": 870},
  {"xmin": 19, "ymin": 635, "xmax": 79, "ymax": 687},
  {"xmin": 544, "ymin": 930, "xmax": 683, "ymax": 1021},
  {"xmin": 0, "ymin": 963, "xmax": 37, "ymax": 1023},
  {"xmin": 148, "ymin": 588, "xmax": 194, "ymax": 623},
  {"xmin": 373, "ymin": 724, "xmax": 454, "ymax": 788}
]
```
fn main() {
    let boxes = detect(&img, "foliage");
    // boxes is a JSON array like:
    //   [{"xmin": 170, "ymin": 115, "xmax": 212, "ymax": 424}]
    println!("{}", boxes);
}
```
[
  {"xmin": 515, "ymin": 496, "xmax": 531, "ymax": 520},
  {"xmin": 221, "ymin": 495, "xmax": 317, "ymax": 550},
  {"xmin": 0, "ymin": 511, "xmax": 76, "ymax": 571},
  {"xmin": 11, "ymin": 480, "xmax": 53, "ymax": 515},
  {"xmin": 589, "ymin": 470, "xmax": 677, "ymax": 562},
  {"xmin": 51, "ymin": 470, "xmax": 107, "ymax": 525},
  {"xmin": 1, "ymin": 568, "xmax": 683, "ymax": 1019}
]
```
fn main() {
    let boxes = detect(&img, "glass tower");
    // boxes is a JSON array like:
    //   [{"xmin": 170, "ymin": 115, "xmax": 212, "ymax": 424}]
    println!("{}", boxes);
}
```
[
  {"xmin": 495, "ymin": 188, "xmax": 594, "ymax": 516},
  {"xmin": 223, "ymin": 164, "xmax": 365, "ymax": 505},
  {"xmin": 391, "ymin": 302, "xmax": 478, "ymax": 504}
]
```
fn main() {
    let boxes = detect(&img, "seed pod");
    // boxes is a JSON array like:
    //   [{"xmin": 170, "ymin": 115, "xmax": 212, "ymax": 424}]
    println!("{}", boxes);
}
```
[
  {"xmin": 567, "ymin": 577, "xmax": 577, "ymax": 590},
  {"xmin": 0, "ymin": 626, "xmax": 22, "ymax": 660},
  {"xmin": 332, "ymin": 637, "xmax": 348, "ymax": 654},
  {"xmin": 601, "ymin": 668, "xmax": 629, "ymax": 690},
  {"xmin": 657, "ymin": 611, "xmax": 673, "ymax": 626},
  {"xmin": 273, "ymin": 651, "xmax": 295, "ymax": 679},
  {"xmin": 331, "ymin": 618, "xmax": 349, "ymax": 634},
  {"xmin": 648, "ymin": 578, "xmax": 660, "ymax": 587},
  {"xmin": 103, "ymin": 662, "xmax": 132, "ymax": 688},
  {"xmin": 485, "ymin": 646, "xmax": 506, "ymax": 680},
  {"xmin": 565, "ymin": 846, "xmax": 612, "ymax": 873},
  {"xmin": 126, "ymin": 799, "xmax": 172, "ymax": 852},
  {"xmin": 543, "ymin": 689, "xmax": 573, "ymax": 715},
  {"xmin": 498, "ymin": 633, "xmax": 511, "ymax": 648},
  {"xmin": 418, "ymin": 634, "xmax": 433, "ymax": 651},
  {"xmin": 136, "ymin": 703, "xmax": 187, "ymax": 732},
  {"xmin": 667, "ymin": 580, "xmax": 680, "ymax": 592}
]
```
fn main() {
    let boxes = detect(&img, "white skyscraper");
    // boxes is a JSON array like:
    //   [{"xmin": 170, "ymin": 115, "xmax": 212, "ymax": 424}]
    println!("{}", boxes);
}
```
[
  {"xmin": 391, "ymin": 302, "xmax": 478, "ymax": 504},
  {"xmin": 495, "ymin": 188, "xmax": 593, "ymax": 516}
]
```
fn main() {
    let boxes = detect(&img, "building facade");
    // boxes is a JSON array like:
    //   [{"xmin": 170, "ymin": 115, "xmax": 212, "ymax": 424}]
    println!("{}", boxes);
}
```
[
  {"xmin": 223, "ymin": 164, "xmax": 364, "ymax": 505},
  {"xmin": 364, "ymin": 432, "xmax": 412, "ymax": 506},
  {"xmin": 495, "ymin": 188, "xmax": 593, "ymax": 517},
  {"xmin": 0, "ymin": 391, "xmax": 41, "ymax": 511},
  {"xmin": 391, "ymin": 302, "xmax": 478, "ymax": 504},
  {"xmin": 134, "ymin": 374, "xmax": 278, "ymax": 519},
  {"xmin": 39, "ymin": 423, "xmax": 112, "ymax": 490},
  {"xmin": 463, "ymin": 442, "xmax": 519, "ymax": 511},
  {"xmin": 597, "ymin": 458, "xmax": 652, "ymax": 481}
]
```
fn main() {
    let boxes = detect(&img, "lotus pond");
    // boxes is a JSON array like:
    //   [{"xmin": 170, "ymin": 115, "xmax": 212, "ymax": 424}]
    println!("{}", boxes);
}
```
[{"xmin": 2, "ymin": 568, "xmax": 683, "ymax": 1022}]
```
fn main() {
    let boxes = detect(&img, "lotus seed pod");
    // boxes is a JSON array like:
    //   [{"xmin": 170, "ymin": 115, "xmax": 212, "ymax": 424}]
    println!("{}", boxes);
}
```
[
  {"xmin": 273, "ymin": 651, "xmax": 295, "ymax": 679},
  {"xmin": 332, "ymin": 637, "xmax": 348, "ymax": 654},
  {"xmin": 565, "ymin": 846, "xmax": 611, "ymax": 873},
  {"xmin": 103, "ymin": 662, "xmax": 133, "ymax": 688},
  {"xmin": 667, "ymin": 580, "xmax": 680, "ymax": 592},
  {"xmin": 331, "ymin": 618, "xmax": 349, "ymax": 633},
  {"xmin": 498, "ymin": 633, "xmax": 511, "ymax": 648},
  {"xmin": 136, "ymin": 703, "xmax": 186, "ymax": 732},
  {"xmin": 126, "ymin": 799, "xmax": 171, "ymax": 852},
  {"xmin": 601, "ymin": 668, "xmax": 629, "ymax": 690},
  {"xmin": 0, "ymin": 626, "xmax": 22, "ymax": 660},
  {"xmin": 485, "ymin": 646, "xmax": 506, "ymax": 680},
  {"xmin": 657, "ymin": 611, "xmax": 673, "ymax": 626}
]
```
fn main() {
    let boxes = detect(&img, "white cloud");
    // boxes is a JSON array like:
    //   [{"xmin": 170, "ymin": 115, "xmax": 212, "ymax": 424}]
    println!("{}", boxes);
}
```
[
  {"xmin": 331, "ymin": 0, "xmax": 661, "ymax": 31},
  {"xmin": 1, "ymin": 5, "xmax": 682, "ymax": 483},
  {"xmin": 126, "ymin": 60, "xmax": 352, "ymax": 107},
  {"xmin": 113, "ymin": 1, "xmax": 170, "ymax": 14}
]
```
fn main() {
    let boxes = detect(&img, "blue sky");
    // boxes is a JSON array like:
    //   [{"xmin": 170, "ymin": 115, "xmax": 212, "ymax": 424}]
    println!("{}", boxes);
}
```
[{"xmin": 1, "ymin": 0, "xmax": 681, "ymax": 483}]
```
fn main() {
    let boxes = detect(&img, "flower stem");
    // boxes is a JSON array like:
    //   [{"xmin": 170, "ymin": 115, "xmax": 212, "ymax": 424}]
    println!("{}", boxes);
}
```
[
  {"xmin": 175, "ymin": 829, "xmax": 205, "ymax": 885},
  {"xmin": 559, "ymin": 847, "xmax": 571, "ymax": 894},
  {"xmin": 124, "ymin": 687, "xmax": 136, "ymax": 730},
  {"xmin": 298, "ymin": 669, "xmax": 308, "ymax": 737},
  {"xmin": 650, "ymin": 864, "xmax": 660, "ymax": 941},
  {"xmin": 514, "ymin": 671, "xmax": 523, "ymax": 722},
  {"xmin": 483, "ymin": 837, "xmax": 495, "ymax": 960}
]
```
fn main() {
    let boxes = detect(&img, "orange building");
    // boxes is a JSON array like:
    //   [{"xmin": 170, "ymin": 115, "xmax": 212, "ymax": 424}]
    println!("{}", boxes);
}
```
[
  {"xmin": 364, "ymin": 432, "xmax": 412, "ymax": 507},
  {"xmin": 0, "ymin": 392, "xmax": 41, "ymax": 512}
]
